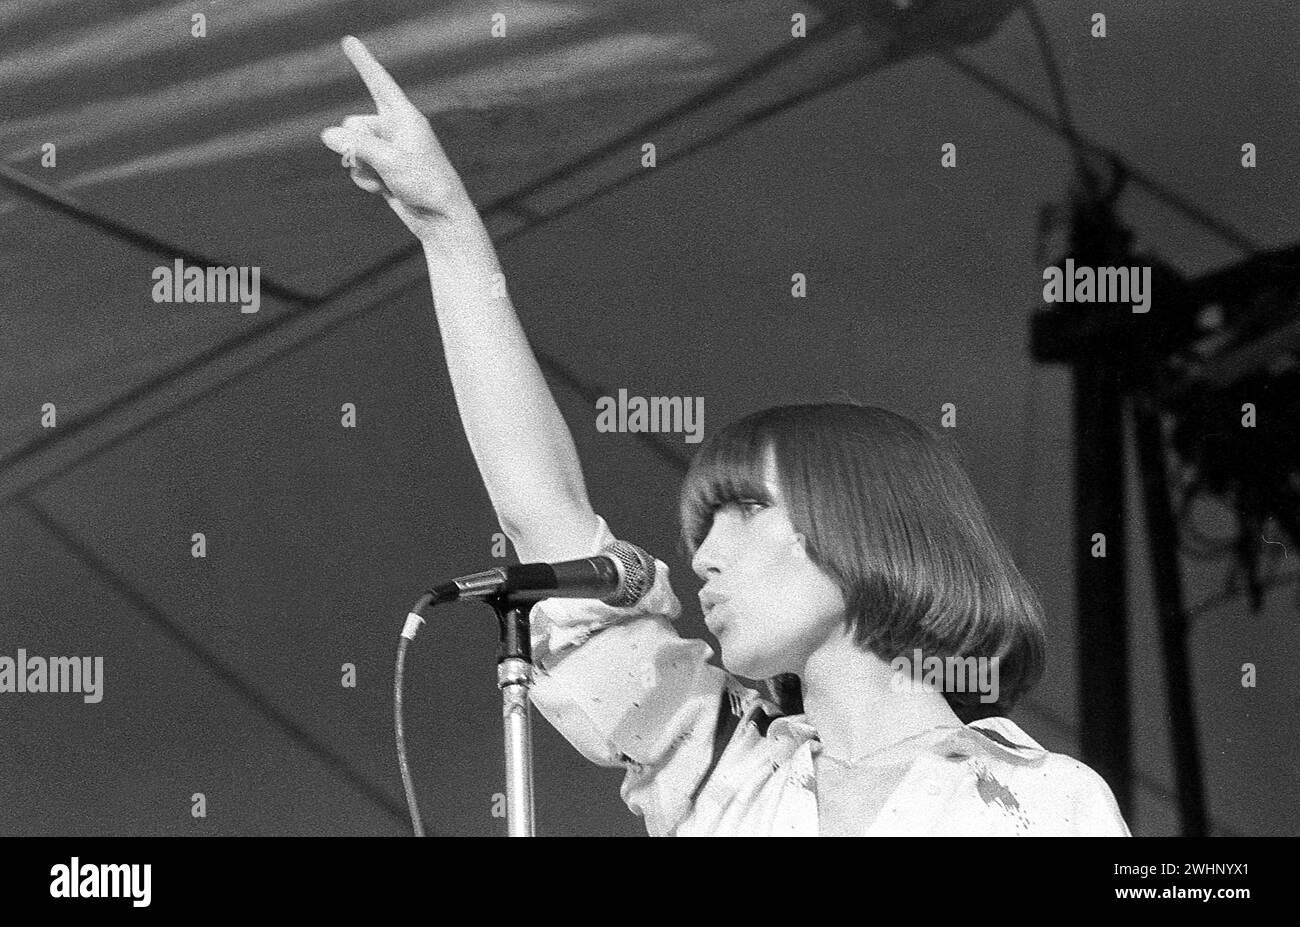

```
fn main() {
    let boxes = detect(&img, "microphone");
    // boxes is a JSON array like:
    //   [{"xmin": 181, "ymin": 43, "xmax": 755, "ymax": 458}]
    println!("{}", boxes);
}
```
[{"xmin": 429, "ymin": 540, "xmax": 656, "ymax": 609}]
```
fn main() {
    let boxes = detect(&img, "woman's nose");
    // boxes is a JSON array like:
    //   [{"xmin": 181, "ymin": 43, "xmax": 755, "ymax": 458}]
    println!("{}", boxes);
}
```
[{"xmin": 692, "ymin": 524, "xmax": 725, "ymax": 580}]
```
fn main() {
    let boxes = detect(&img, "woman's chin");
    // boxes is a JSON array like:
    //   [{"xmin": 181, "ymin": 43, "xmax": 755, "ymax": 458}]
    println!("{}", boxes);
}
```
[
  {"xmin": 717, "ymin": 649, "xmax": 750, "ymax": 677},
  {"xmin": 718, "ymin": 643, "xmax": 777, "ymax": 681}
]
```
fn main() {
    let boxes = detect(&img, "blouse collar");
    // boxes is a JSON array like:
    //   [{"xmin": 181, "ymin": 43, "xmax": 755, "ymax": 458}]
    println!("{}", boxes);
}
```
[{"xmin": 758, "ymin": 708, "xmax": 1049, "ymax": 765}]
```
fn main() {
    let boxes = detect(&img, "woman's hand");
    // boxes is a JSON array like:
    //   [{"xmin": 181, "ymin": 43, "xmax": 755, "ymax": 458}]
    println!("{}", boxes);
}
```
[{"xmin": 320, "ymin": 35, "xmax": 479, "ymax": 246}]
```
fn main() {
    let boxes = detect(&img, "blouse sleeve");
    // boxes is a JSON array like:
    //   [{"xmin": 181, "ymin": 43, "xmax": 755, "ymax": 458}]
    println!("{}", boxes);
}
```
[
  {"xmin": 525, "ymin": 514, "xmax": 740, "ymax": 836},
  {"xmin": 1066, "ymin": 760, "xmax": 1133, "ymax": 836}
]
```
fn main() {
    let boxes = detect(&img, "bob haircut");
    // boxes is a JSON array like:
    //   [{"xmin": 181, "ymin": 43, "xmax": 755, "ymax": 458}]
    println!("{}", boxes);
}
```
[{"xmin": 677, "ymin": 401, "xmax": 1046, "ymax": 721}]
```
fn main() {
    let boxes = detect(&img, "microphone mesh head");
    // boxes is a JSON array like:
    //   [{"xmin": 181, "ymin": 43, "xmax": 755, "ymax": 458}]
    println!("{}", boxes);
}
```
[{"xmin": 602, "ymin": 540, "xmax": 656, "ymax": 608}]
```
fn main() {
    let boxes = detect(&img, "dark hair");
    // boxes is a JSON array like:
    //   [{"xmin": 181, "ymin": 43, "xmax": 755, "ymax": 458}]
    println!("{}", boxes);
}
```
[{"xmin": 678, "ymin": 401, "xmax": 1046, "ymax": 720}]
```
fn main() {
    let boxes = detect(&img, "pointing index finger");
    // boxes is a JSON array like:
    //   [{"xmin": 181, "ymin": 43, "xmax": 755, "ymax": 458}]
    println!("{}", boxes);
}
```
[{"xmin": 341, "ymin": 35, "xmax": 412, "ymax": 113}]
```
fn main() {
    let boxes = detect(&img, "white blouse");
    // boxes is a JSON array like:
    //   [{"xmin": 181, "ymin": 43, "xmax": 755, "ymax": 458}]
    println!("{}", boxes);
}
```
[{"xmin": 527, "ymin": 515, "xmax": 1132, "ymax": 837}]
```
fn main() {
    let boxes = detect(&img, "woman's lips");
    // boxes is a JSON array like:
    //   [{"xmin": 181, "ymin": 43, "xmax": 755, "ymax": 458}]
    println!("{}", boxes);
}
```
[
  {"xmin": 704, "ymin": 602, "xmax": 731, "ymax": 634},
  {"xmin": 699, "ymin": 588, "xmax": 731, "ymax": 611},
  {"xmin": 700, "ymin": 588, "xmax": 733, "ymax": 634}
]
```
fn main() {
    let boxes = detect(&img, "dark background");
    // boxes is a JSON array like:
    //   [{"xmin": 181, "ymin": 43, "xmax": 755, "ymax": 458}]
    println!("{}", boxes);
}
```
[{"xmin": 2, "ymin": 0, "xmax": 1296, "ymax": 835}]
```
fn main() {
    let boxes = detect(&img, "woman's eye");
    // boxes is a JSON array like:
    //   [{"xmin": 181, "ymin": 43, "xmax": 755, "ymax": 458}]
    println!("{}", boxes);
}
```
[{"xmin": 737, "ymin": 499, "xmax": 766, "ymax": 516}]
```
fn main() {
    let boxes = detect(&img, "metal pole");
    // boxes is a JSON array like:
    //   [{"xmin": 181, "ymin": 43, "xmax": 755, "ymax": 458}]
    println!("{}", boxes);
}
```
[
  {"xmin": 491, "ymin": 599, "xmax": 537, "ymax": 837},
  {"xmin": 498, "ymin": 657, "xmax": 536, "ymax": 837},
  {"xmin": 1131, "ymin": 397, "xmax": 1208, "ymax": 835},
  {"xmin": 1073, "ymin": 359, "xmax": 1134, "ymax": 817}
]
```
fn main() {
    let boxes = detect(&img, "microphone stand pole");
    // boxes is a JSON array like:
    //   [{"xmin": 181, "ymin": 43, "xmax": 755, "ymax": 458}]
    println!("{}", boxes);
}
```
[{"xmin": 489, "ymin": 595, "xmax": 536, "ymax": 837}]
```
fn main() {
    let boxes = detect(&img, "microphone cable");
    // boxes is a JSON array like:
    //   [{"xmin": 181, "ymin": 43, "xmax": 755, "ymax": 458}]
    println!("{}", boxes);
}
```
[{"xmin": 395, "ymin": 591, "xmax": 435, "ymax": 836}]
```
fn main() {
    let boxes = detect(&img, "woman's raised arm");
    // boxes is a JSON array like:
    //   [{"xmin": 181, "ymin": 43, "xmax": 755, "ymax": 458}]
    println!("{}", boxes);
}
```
[
  {"xmin": 320, "ymin": 36, "xmax": 596, "ymax": 561},
  {"xmin": 320, "ymin": 41, "xmax": 745, "ymax": 837}
]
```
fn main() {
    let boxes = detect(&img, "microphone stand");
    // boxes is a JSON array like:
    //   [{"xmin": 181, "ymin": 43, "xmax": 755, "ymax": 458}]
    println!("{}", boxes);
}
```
[{"xmin": 488, "ymin": 595, "xmax": 536, "ymax": 837}]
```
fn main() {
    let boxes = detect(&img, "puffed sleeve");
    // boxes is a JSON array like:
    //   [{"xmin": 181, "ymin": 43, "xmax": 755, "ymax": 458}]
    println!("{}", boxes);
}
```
[
  {"xmin": 526, "ymin": 514, "xmax": 741, "ymax": 835},
  {"xmin": 1067, "ymin": 761, "xmax": 1133, "ymax": 836}
]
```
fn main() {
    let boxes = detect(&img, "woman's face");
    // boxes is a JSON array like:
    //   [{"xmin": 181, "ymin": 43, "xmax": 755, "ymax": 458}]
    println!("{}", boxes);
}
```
[{"xmin": 691, "ymin": 446, "xmax": 847, "ymax": 680}]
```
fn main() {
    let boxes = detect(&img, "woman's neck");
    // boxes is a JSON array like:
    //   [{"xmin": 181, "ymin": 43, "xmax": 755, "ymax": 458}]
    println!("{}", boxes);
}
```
[{"xmin": 798, "ymin": 631, "xmax": 963, "ymax": 763}]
